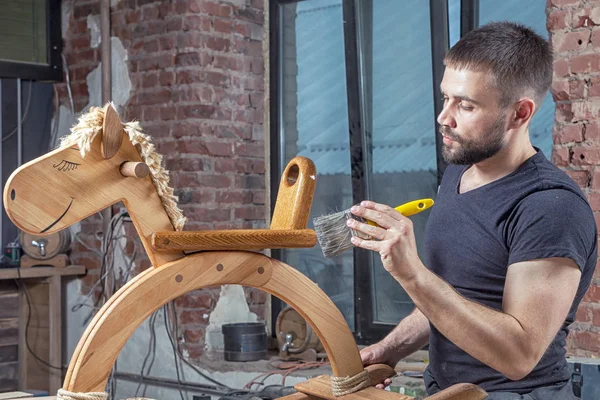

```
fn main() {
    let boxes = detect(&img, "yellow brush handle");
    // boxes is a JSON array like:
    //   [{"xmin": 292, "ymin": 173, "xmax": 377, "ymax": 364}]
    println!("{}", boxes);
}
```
[{"xmin": 366, "ymin": 198, "xmax": 434, "ymax": 227}]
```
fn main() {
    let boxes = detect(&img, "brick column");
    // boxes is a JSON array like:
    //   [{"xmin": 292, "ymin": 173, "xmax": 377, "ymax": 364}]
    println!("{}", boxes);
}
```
[
  {"xmin": 58, "ymin": 0, "xmax": 267, "ymax": 361},
  {"xmin": 548, "ymin": 0, "xmax": 600, "ymax": 357}
]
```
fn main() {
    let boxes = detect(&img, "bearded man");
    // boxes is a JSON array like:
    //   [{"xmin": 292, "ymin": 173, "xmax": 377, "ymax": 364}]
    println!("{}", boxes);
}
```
[{"xmin": 351, "ymin": 22, "xmax": 597, "ymax": 400}]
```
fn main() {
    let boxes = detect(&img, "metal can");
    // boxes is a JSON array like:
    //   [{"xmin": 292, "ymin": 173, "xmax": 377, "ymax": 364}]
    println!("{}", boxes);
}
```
[{"xmin": 5, "ymin": 242, "xmax": 21, "ymax": 265}]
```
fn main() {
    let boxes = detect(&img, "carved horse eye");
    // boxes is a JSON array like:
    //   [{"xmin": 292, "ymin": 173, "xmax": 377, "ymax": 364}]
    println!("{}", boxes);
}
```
[{"xmin": 53, "ymin": 160, "xmax": 81, "ymax": 172}]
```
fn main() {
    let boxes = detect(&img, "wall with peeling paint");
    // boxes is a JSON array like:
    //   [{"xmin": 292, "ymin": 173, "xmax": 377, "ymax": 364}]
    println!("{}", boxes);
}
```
[{"xmin": 55, "ymin": 0, "xmax": 278, "ymax": 398}]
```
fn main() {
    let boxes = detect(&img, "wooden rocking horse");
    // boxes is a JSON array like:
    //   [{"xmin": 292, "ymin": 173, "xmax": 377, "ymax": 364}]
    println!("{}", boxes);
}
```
[{"xmin": 2, "ymin": 104, "xmax": 487, "ymax": 400}]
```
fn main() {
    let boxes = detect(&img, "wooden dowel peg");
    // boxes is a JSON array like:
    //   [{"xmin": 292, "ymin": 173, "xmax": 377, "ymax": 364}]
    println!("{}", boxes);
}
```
[{"xmin": 120, "ymin": 161, "xmax": 150, "ymax": 178}]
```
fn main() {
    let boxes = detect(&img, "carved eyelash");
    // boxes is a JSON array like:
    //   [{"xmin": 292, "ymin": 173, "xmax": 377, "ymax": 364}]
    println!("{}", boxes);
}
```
[{"xmin": 53, "ymin": 160, "xmax": 81, "ymax": 172}]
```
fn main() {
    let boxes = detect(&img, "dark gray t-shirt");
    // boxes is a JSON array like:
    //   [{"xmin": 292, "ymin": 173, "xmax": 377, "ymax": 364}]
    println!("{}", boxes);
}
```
[{"xmin": 423, "ymin": 150, "xmax": 597, "ymax": 394}]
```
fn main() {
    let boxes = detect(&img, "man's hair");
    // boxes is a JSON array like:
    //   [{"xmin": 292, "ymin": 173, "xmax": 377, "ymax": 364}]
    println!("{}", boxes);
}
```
[{"xmin": 444, "ymin": 21, "xmax": 553, "ymax": 109}]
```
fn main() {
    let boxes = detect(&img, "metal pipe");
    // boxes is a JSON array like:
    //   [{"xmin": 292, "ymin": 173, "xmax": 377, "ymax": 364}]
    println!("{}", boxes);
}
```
[
  {"xmin": 100, "ymin": 0, "xmax": 113, "ymax": 296},
  {"xmin": 112, "ymin": 371, "xmax": 230, "ymax": 397},
  {"xmin": 100, "ymin": 0, "xmax": 111, "ymax": 103},
  {"xmin": 17, "ymin": 78, "xmax": 22, "ymax": 167}
]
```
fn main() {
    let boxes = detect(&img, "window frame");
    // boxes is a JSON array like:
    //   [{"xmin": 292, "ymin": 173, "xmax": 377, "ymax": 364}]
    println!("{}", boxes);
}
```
[
  {"xmin": 269, "ymin": 0, "xmax": 478, "ymax": 344},
  {"xmin": 0, "ymin": 0, "xmax": 63, "ymax": 82}
]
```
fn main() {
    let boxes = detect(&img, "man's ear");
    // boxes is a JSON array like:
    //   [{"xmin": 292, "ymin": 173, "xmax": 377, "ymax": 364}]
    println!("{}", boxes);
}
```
[{"xmin": 508, "ymin": 98, "xmax": 535, "ymax": 129}]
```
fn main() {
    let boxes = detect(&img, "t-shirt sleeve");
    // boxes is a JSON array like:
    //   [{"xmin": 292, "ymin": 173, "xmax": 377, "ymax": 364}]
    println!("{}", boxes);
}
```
[{"xmin": 505, "ymin": 189, "xmax": 597, "ymax": 271}]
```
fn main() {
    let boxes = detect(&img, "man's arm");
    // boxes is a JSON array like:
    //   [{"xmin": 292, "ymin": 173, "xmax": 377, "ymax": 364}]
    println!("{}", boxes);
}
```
[
  {"xmin": 348, "ymin": 201, "xmax": 583, "ymax": 380},
  {"xmin": 361, "ymin": 307, "xmax": 430, "ymax": 367},
  {"xmin": 361, "ymin": 308, "xmax": 429, "ymax": 389},
  {"xmin": 398, "ymin": 257, "xmax": 579, "ymax": 380},
  {"xmin": 381, "ymin": 307, "xmax": 430, "ymax": 360}
]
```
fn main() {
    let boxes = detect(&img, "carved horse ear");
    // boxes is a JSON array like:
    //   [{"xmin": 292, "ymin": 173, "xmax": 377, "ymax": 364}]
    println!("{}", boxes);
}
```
[{"xmin": 101, "ymin": 104, "xmax": 124, "ymax": 159}]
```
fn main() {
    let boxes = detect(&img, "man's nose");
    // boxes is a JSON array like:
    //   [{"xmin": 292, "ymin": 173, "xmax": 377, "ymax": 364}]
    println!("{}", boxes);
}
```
[{"xmin": 437, "ymin": 105, "xmax": 456, "ymax": 129}]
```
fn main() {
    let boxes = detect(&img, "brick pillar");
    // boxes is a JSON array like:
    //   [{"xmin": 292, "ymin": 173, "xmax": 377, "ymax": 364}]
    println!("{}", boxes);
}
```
[
  {"xmin": 548, "ymin": 0, "xmax": 600, "ymax": 357},
  {"xmin": 58, "ymin": 0, "xmax": 266, "ymax": 362}
]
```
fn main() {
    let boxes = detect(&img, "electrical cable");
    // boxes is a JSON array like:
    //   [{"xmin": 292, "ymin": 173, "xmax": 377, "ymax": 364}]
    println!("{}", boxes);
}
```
[
  {"xmin": 14, "ymin": 270, "xmax": 65, "ymax": 371},
  {"xmin": 71, "ymin": 213, "xmax": 126, "ymax": 312},
  {"xmin": 135, "ymin": 311, "xmax": 158, "ymax": 398},
  {"xmin": 2, "ymin": 81, "xmax": 33, "ymax": 143},
  {"xmin": 164, "ymin": 304, "xmax": 186, "ymax": 400},
  {"xmin": 61, "ymin": 53, "xmax": 75, "ymax": 115},
  {"xmin": 169, "ymin": 302, "xmax": 233, "ymax": 390}
]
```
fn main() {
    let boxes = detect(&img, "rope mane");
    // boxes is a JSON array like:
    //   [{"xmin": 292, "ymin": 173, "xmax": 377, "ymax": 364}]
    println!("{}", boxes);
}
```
[{"xmin": 59, "ymin": 104, "xmax": 187, "ymax": 231}]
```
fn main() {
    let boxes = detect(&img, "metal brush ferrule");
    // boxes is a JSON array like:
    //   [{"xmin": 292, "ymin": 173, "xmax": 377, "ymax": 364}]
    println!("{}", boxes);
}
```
[{"xmin": 343, "ymin": 211, "xmax": 372, "ymax": 240}]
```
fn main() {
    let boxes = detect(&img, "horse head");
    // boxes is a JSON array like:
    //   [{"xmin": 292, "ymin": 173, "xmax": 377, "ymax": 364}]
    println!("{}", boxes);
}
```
[{"xmin": 3, "ymin": 104, "xmax": 184, "ymax": 243}]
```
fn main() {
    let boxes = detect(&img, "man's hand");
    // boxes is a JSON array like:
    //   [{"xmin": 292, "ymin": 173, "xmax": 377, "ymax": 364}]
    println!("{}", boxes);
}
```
[
  {"xmin": 347, "ymin": 201, "xmax": 424, "ymax": 283},
  {"xmin": 360, "ymin": 343, "xmax": 395, "ymax": 389}
]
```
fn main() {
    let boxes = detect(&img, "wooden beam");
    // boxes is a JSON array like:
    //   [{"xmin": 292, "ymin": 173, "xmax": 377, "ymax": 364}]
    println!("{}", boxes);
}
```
[
  {"xmin": 0, "ymin": 266, "xmax": 85, "ymax": 280},
  {"xmin": 48, "ymin": 275, "xmax": 61, "ymax": 394},
  {"xmin": 152, "ymin": 229, "xmax": 317, "ymax": 252}
]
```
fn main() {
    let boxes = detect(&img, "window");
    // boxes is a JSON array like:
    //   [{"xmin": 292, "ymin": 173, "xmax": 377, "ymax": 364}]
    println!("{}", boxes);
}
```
[
  {"xmin": 0, "ymin": 0, "xmax": 63, "ymax": 81},
  {"xmin": 270, "ymin": 0, "xmax": 553, "ymax": 343}
]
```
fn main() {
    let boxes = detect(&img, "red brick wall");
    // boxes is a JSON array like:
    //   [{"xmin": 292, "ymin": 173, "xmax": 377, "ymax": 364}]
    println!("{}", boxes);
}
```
[
  {"xmin": 56, "ymin": 0, "xmax": 267, "ymax": 361},
  {"xmin": 548, "ymin": 0, "xmax": 600, "ymax": 357}
]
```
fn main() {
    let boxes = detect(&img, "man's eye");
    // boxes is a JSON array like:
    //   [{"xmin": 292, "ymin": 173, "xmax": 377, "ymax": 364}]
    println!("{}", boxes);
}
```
[
  {"xmin": 460, "ymin": 103, "xmax": 474, "ymax": 111},
  {"xmin": 53, "ymin": 160, "xmax": 81, "ymax": 172}
]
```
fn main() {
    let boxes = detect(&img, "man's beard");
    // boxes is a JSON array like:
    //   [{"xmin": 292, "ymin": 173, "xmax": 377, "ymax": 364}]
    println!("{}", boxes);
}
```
[{"xmin": 441, "ymin": 114, "xmax": 506, "ymax": 165}]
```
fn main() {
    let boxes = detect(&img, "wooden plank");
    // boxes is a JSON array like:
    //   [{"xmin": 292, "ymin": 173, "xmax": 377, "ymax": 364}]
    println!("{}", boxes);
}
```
[
  {"xmin": 0, "ymin": 392, "xmax": 33, "ymax": 399},
  {"xmin": 152, "ymin": 229, "xmax": 317, "ymax": 252},
  {"xmin": 0, "ymin": 318, "xmax": 19, "ymax": 346},
  {"xmin": 24, "ymin": 281, "xmax": 49, "ymax": 305},
  {"xmin": 22, "ymin": 296, "xmax": 50, "ymax": 392},
  {"xmin": 20, "ymin": 254, "xmax": 68, "ymax": 269},
  {"xmin": 0, "ymin": 362, "xmax": 18, "ymax": 392},
  {"xmin": 0, "ymin": 293, "xmax": 19, "ymax": 318},
  {"xmin": 48, "ymin": 275, "xmax": 62, "ymax": 394},
  {"xmin": 278, "ymin": 393, "xmax": 318, "ymax": 400},
  {"xmin": 0, "ymin": 266, "xmax": 85, "ymax": 280},
  {"xmin": 18, "ymin": 287, "xmax": 28, "ymax": 390},
  {"xmin": 0, "ymin": 345, "xmax": 18, "ymax": 363},
  {"xmin": 425, "ymin": 383, "xmax": 488, "ymax": 400}
]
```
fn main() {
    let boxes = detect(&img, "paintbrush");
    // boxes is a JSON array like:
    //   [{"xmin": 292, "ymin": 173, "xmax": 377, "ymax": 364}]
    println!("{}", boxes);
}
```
[{"xmin": 313, "ymin": 199, "xmax": 434, "ymax": 258}]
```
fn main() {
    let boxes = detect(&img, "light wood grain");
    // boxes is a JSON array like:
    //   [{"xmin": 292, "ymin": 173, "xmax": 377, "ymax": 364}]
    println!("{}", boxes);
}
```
[
  {"xmin": 271, "ymin": 156, "xmax": 317, "ymax": 230},
  {"xmin": 277, "ymin": 393, "xmax": 318, "ymax": 400},
  {"xmin": 20, "ymin": 230, "xmax": 70, "ymax": 260},
  {"xmin": 425, "ymin": 384, "xmax": 488, "ymax": 400},
  {"xmin": 152, "ymin": 229, "xmax": 317, "ymax": 251},
  {"xmin": 63, "ymin": 251, "xmax": 363, "ymax": 392},
  {"xmin": 294, "ymin": 365, "xmax": 399, "ymax": 400},
  {"xmin": 3, "ymin": 125, "xmax": 184, "ymax": 268},
  {"xmin": 101, "ymin": 104, "xmax": 123, "ymax": 159},
  {"xmin": 48, "ymin": 275, "xmax": 62, "ymax": 394},
  {"xmin": 295, "ymin": 375, "xmax": 413, "ymax": 400},
  {"xmin": 20, "ymin": 254, "xmax": 69, "ymax": 269},
  {"xmin": 18, "ymin": 286, "xmax": 28, "ymax": 390},
  {"xmin": 0, "ymin": 266, "xmax": 85, "ymax": 280},
  {"xmin": 120, "ymin": 161, "xmax": 150, "ymax": 178}
]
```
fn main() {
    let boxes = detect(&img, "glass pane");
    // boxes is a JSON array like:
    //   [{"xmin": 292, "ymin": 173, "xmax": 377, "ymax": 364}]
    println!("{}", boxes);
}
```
[
  {"xmin": 0, "ymin": 0, "xmax": 48, "ymax": 65},
  {"xmin": 365, "ymin": 0, "xmax": 438, "ymax": 324},
  {"xmin": 479, "ymin": 0, "xmax": 554, "ymax": 158},
  {"xmin": 279, "ymin": 0, "xmax": 355, "ymax": 330},
  {"xmin": 448, "ymin": 0, "xmax": 461, "ymax": 47}
]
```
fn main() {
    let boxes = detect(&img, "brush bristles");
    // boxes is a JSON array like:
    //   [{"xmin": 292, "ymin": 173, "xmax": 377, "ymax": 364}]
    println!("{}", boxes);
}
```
[{"xmin": 313, "ymin": 210, "xmax": 369, "ymax": 258}]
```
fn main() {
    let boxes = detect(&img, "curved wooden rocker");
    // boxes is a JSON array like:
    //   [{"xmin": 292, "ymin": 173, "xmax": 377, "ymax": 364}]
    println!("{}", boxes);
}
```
[{"xmin": 2, "ymin": 104, "xmax": 487, "ymax": 400}]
